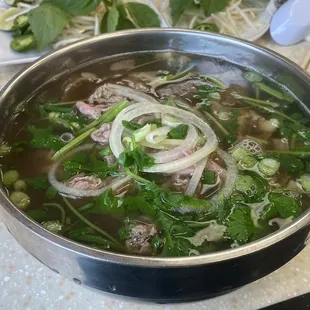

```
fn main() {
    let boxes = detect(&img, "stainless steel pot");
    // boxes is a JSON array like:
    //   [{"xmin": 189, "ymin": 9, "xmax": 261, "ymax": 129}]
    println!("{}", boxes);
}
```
[{"xmin": 1, "ymin": 29, "xmax": 310, "ymax": 303}]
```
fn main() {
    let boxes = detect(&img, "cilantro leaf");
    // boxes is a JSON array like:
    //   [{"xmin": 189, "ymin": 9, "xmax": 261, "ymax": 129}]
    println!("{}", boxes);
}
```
[
  {"xmin": 126, "ymin": 3, "xmax": 160, "ymax": 28},
  {"xmin": 197, "ymin": 84, "xmax": 222, "ymax": 100},
  {"xmin": 119, "ymin": 147, "xmax": 155, "ymax": 172},
  {"xmin": 200, "ymin": 0, "xmax": 230, "ymax": 17},
  {"xmin": 123, "ymin": 195, "xmax": 157, "ymax": 218},
  {"xmin": 86, "ymin": 189, "xmax": 125, "ymax": 215},
  {"xmin": 269, "ymin": 193, "xmax": 302, "ymax": 218},
  {"xmin": 25, "ymin": 175, "xmax": 57, "ymax": 199},
  {"xmin": 45, "ymin": 186, "xmax": 58, "ymax": 199},
  {"xmin": 29, "ymin": 4, "xmax": 70, "ymax": 50},
  {"xmin": 63, "ymin": 153, "xmax": 116, "ymax": 178},
  {"xmin": 141, "ymin": 182, "xmax": 213, "ymax": 213},
  {"xmin": 168, "ymin": 124, "xmax": 188, "ymax": 139},
  {"xmin": 226, "ymin": 207, "xmax": 255, "ymax": 244},
  {"xmin": 28, "ymin": 126, "xmax": 64, "ymax": 150},
  {"xmin": 122, "ymin": 120, "xmax": 142, "ymax": 131},
  {"xmin": 24, "ymin": 175, "xmax": 50, "ymax": 190},
  {"xmin": 278, "ymin": 155, "xmax": 304, "ymax": 175},
  {"xmin": 234, "ymin": 173, "xmax": 267, "ymax": 203},
  {"xmin": 44, "ymin": 0, "xmax": 101, "ymax": 15}
]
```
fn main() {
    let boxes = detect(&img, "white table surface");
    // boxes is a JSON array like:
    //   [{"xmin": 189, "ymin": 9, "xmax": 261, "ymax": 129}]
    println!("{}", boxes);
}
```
[{"xmin": 0, "ymin": 34, "xmax": 310, "ymax": 310}]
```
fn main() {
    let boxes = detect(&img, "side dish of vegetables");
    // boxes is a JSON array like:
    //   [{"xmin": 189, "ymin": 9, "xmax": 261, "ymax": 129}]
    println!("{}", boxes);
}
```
[{"xmin": 0, "ymin": 0, "xmax": 279, "ymax": 53}]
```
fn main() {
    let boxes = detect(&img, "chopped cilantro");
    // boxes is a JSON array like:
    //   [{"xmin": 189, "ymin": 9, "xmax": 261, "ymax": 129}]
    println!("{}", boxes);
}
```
[
  {"xmin": 226, "ymin": 207, "xmax": 255, "ymax": 244},
  {"xmin": 118, "ymin": 147, "xmax": 155, "ymax": 172},
  {"xmin": 202, "ymin": 171, "xmax": 216, "ymax": 184},
  {"xmin": 63, "ymin": 152, "xmax": 116, "ymax": 179},
  {"xmin": 122, "ymin": 120, "xmax": 142, "ymax": 131},
  {"xmin": 28, "ymin": 126, "xmax": 64, "ymax": 150},
  {"xmin": 168, "ymin": 124, "xmax": 188, "ymax": 139}
]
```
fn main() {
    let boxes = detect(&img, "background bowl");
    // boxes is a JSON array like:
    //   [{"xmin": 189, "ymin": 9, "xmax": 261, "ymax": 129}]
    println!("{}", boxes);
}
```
[{"xmin": 1, "ymin": 29, "xmax": 310, "ymax": 303}]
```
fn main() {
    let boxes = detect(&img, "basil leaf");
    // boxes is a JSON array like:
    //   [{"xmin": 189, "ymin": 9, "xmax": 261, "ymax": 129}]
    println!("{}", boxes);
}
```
[
  {"xmin": 126, "ymin": 3, "xmax": 160, "ymax": 28},
  {"xmin": 107, "ymin": 5, "xmax": 119, "ymax": 33},
  {"xmin": 29, "ymin": 4, "xmax": 69, "ymax": 50},
  {"xmin": 116, "ymin": 4, "xmax": 136, "ymax": 30},
  {"xmin": 169, "ymin": 0, "xmax": 191, "ymax": 26},
  {"xmin": 44, "ymin": 0, "xmax": 101, "ymax": 15},
  {"xmin": 200, "ymin": 0, "xmax": 230, "ymax": 17}
]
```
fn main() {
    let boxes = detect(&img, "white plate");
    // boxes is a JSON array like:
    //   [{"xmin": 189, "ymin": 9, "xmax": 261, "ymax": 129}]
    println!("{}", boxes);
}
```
[
  {"xmin": 0, "ymin": 31, "xmax": 44, "ymax": 66},
  {"xmin": 0, "ymin": 1, "xmax": 44, "ymax": 66}
]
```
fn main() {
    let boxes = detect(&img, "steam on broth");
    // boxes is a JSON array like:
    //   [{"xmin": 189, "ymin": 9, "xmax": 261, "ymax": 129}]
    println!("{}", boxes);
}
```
[{"xmin": 1, "ymin": 52, "xmax": 310, "ymax": 257}]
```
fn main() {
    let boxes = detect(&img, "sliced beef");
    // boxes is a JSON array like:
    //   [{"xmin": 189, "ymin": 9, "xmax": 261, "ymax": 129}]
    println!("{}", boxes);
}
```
[
  {"xmin": 157, "ymin": 79, "xmax": 205, "ymax": 98},
  {"xmin": 125, "ymin": 223, "xmax": 157, "ymax": 255},
  {"xmin": 90, "ymin": 123, "xmax": 112, "ymax": 145},
  {"xmin": 88, "ymin": 84, "xmax": 127, "ymax": 105},
  {"xmin": 67, "ymin": 175, "xmax": 105, "ymax": 190},
  {"xmin": 76, "ymin": 101, "xmax": 109, "ymax": 119}
]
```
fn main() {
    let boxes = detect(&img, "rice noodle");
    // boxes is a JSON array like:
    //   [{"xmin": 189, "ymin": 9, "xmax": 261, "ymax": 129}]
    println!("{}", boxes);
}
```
[
  {"xmin": 211, "ymin": 149, "xmax": 238, "ymax": 204},
  {"xmin": 48, "ymin": 144, "xmax": 131, "ymax": 198},
  {"xmin": 109, "ymin": 103, "xmax": 218, "ymax": 173},
  {"xmin": 185, "ymin": 157, "xmax": 208, "ymax": 196}
]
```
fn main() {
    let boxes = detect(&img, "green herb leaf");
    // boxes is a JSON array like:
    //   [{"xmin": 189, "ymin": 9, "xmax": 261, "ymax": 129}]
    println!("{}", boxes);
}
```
[
  {"xmin": 45, "ymin": 186, "xmax": 58, "ymax": 199},
  {"xmin": 116, "ymin": 3, "xmax": 136, "ymax": 30},
  {"xmin": 200, "ymin": 0, "xmax": 230, "ymax": 17},
  {"xmin": 226, "ymin": 207, "xmax": 255, "ymax": 244},
  {"xmin": 168, "ymin": 124, "xmax": 188, "ymax": 139},
  {"xmin": 63, "ymin": 152, "xmax": 116, "ymax": 179},
  {"xmin": 126, "ymin": 3, "xmax": 160, "ymax": 28},
  {"xmin": 26, "ymin": 209, "xmax": 50, "ymax": 222},
  {"xmin": 107, "ymin": 5, "xmax": 119, "ymax": 33},
  {"xmin": 119, "ymin": 147, "xmax": 155, "ymax": 172},
  {"xmin": 44, "ymin": 0, "xmax": 101, "ymax": 15},
  {"xmin": 197, "ymin": 84, "xmax": 222, "ymax": 99},
  {"xmin": 269, "ymin": 193, "xmax": 302, "ymax": 218},
  {"xmin": 89, "ymin": 189, "xmax": 125, "ymax": 215},
  {"xmin": 122, "ymin": 120, "xmax": 142, "ymax": 131},
  {"xmin": 169, "ymin": 0, "xmax": 192, "ymax": 26},
  {"xmin": 202, "ymin": 171, "xmax": 216, "ymax": 184},
  {"xmin": 123, "ymin": 195, "xmax": 157, "ymax": 218},
  {"xmin": 234, "ymin": 173, "xmax": 267, "ymax": 203},
  {"xmin": 24, "ymin": 175, "xmax": 49, "ymax": 190},
  {"xmin": 28, "ymin": 126, "xmax": 64, "ymax": 150},
  {"xmin": 29, "ymin": 4, "xmax": 70, "ymax": 50}
]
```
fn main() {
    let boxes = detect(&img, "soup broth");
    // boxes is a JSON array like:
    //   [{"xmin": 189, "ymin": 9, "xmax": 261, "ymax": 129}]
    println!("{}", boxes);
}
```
[{"xmin": 1, "ymin": 52, "xmax": 310, "ymax": 257}]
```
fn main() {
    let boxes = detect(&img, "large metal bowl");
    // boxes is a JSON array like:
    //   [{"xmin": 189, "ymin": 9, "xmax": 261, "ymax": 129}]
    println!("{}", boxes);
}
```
[{"xmin": 1, "ymin": 29, "xmax": 310, "ymax": 303}]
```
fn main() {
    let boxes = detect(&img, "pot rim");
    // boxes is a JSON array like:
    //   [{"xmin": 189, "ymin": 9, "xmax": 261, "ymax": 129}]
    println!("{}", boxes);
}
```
[{"xmin": 1, "ymin": 28, "xmax": 310, "ymax": 267}]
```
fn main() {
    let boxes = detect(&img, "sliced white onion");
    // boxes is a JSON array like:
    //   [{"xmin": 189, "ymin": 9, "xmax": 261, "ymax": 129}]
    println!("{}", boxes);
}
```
[
  {"xmin": 185, "ymin": 157, "xmax": 208, "ymax": 196},
  {"xmin": 140, "ymin": 139, "xmax": 185, "ymax": 150},
  {"xmin": 161, "ymin": 114, "xmax": 182, "ymax": 127},
  {"xmin": 145, "ymin": 126, "xmax": 171, "ymax": 144},
  {"xmin": 211, "ymin": 149, "xmax": 238, "ymax": 204},
  {"xmin": 48, "ymin": 144, "xmax": 131, "ymax": 198},
  {"xmin": 150, "ymin": 124, "xmax": 199, "ymax": 164},
  {"xmin": 105, "ymin": 83, "xmax": 160, "ymax": 104},
  {"xmin": 109, "ymin": 103, "xmax": 218, "ymax": 173}
]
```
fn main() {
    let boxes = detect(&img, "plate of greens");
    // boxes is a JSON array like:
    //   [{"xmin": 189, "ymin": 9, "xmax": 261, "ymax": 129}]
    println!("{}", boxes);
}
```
[
  {"xmin": 0, "ymin": 0, "xmax": 279, "ymax": 66},
  {"xmin": 0, "ymin": 0, "xmax": 165, "ymax": 66}
]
